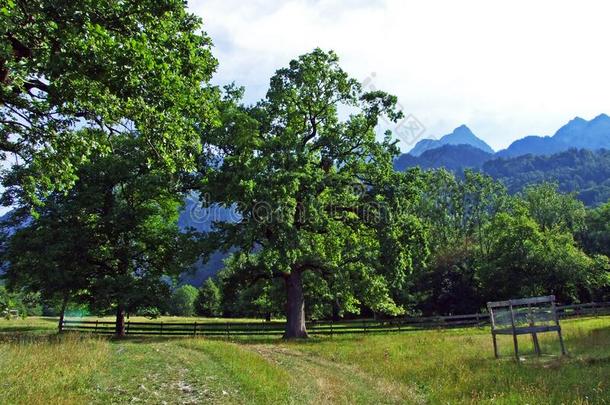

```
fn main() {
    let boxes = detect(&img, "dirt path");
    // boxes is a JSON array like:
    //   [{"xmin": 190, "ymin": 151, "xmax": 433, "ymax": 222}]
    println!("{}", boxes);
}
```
[{"xmin": 250, "ymin": 344, "xmax": 426, "ymax": 404}]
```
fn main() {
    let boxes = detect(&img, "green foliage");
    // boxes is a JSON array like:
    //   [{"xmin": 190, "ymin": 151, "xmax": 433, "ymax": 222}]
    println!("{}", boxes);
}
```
[
  {"xmin": 214, "ymin": 258, "xmax": 285, "ymax": 319},
  {"xmin": 521, "ymin": 182, "xmax": 586, "ymax": 233},
  {"xmin": 407, "ymin": 170, "xmax": 608, "ymax": 314},
  {"xmin": 415, "ymin": 169, "xmax": 508, "ymax": 253},
  {"xmin": 483, "ymin": 149, "xmax": 610, "ymax": 206},
  {"xmin": 0, "ymin": 285, "xmax": 40, "ymax": 317},
  {"xmin": 580, "ymin": 201, "xmax": 610, "ymax": 258},
  {"xmin": 478, "ymin": 206, "xmax": 609, "ymax": 302},
  {"xmin": 198, "ymin": 49, "xmax": 422, "ymax": 335},
  {"xmin": 1, "ymin": 0, "xmax": 218, "ymax": 205},
  {"xmin": 195, "ymin": 278, "xmax": 222, "ymax": 317},
  {"xmin": 169, "ymin": 285, "xmax": 199, "ymax": 317},
  {"xmin": 414, "ymin": 243, "xmax": 483, "ymax": 315},
  {"xmin": 2, "ymin": 134, "xmax": 200, "ymax": 323},
  {"xmin": 1, "ymin": 195, "xmax": 94, "ymax": 310}
]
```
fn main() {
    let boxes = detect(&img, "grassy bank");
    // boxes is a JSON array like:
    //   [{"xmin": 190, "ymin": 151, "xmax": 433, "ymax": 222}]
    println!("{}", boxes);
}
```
[{"xmin": 0, "ymin": 316, "xmax": 608, "ymax": 404}]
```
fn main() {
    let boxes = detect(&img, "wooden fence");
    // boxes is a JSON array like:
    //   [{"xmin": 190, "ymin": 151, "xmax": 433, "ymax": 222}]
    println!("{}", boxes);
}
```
[{"xmin": 61, "ymin": 301, "xmax": 610, "ymax": 337}]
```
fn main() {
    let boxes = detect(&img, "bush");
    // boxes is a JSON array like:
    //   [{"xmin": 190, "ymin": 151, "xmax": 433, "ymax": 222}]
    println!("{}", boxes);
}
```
[
  {"xmin": 169, "ymin": 285, "xmax": 198, "ymax": 316},
  {"xmin": 195, "ymin": 279, "xmax": 222, "ymax": 317}
]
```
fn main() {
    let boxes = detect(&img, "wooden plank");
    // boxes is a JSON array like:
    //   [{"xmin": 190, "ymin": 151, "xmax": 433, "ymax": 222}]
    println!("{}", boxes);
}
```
[
  {"xmin": 527, "ymin": 303, "xmax": 541, "ymax": 356},
  {"xmin": 63, "ymin": 320, "xmax": 115, "ymax": 325},
  {"xmin": 493, "ymin": 325, "xmax": 560, "ymax": 335},
  {"xmin": 552, "ymin": 299, "xmax": 567, "ymax": 355},
  {"xmin": 509, "ymin": 303, "xmax": 519, "ymax": 360},
  {"xmin": 488, "ymin": 295, "xmax": 555, "ymax": 308}
]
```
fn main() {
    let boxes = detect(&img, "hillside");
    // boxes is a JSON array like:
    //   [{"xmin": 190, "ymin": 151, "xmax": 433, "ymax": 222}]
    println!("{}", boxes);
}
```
[
  {"xmin": 395, "ymin": 115, "xmax": 610, "ymax": 207},
  {"xmin": 177, "ymin": 196, "xmax": 236, "ymax": 286},
  {"xmin": 483, "ymin": 148, "xmax": 610, "ymax": 206},
  {"xmin": 497, "ymin": 114, "xmax": 610, "ymax": 158}
]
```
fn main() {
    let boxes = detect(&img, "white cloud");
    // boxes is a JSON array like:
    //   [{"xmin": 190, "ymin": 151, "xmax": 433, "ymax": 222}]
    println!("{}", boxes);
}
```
[{"xmin": 190, "ymin": 0, "xmax": 610, "ymax": 152}]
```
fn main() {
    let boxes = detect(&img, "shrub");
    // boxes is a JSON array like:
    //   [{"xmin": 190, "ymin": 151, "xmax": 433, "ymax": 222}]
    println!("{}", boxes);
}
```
[{"xmin": 169, "ymin": 285, "xmax": 198, "ymax": 316}]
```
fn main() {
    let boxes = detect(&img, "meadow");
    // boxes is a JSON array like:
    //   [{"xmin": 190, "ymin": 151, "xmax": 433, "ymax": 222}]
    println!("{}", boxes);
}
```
[{"xmin": 0, "ymin": 316, "xmax": 608, "ymax": 404}]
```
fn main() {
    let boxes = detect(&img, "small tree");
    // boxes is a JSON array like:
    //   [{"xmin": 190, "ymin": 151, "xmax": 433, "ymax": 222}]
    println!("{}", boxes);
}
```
[
  {"xmin": 1, "ymin": 200, "xmax": 94, "ymax": 330},
  {"xmin": 521, "ymin": 183, "xmax": 586, "ymax": 234},
  {"xmin": 580, "ymin": 201, "xmax": 610, "ymax": 257},
  {"xmin": 195, "ymin": 279, "xmax": 222, "ymax": 317},
  {"xmin": 3, "ymin": 135, "xmax": 199, "ymax": 336},
  {"xmin": 170, "ymin": 285, "xmax": 199, "ymax": 317}
]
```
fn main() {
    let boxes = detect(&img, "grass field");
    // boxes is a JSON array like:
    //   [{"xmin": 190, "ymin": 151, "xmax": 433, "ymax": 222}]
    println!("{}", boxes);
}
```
[{"xmin": 0, "ymin": 316, "xmax": 608, "ymax": 404}]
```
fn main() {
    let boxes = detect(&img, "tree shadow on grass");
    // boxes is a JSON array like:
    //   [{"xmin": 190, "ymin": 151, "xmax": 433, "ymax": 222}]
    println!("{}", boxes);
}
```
[
  {"xmin": 105, "ymin": 333, "xmax": 343, "ymax": 346},
  {"xmin": 0, "ymin": 325, "xmax": 55, "ymax": 333},
  {"xmin": 0, "ymin": 330, "xmax": 106, "ymax": 344}
]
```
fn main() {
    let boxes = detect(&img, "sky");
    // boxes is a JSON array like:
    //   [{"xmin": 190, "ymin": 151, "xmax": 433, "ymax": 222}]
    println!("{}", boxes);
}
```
[{"xmin": 189, "ymin": 0, "xmax": 610, "ymax": 152}]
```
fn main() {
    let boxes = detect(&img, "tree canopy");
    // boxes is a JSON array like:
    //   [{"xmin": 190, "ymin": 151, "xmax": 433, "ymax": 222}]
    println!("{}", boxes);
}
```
[
  {"xmin": 197, "ymin": 49, "xmax": 424, "ymax": 337},
  {"xmin": 1, "ymin": 0, "xmax": 218, "ymax": 205},
  {"xmin": 2, "ymin": 134, "xmax": 200, "ymax": 335},
  {"xmin": 1, "ymin": 1, "xmax": 609, "ymax": 337}
]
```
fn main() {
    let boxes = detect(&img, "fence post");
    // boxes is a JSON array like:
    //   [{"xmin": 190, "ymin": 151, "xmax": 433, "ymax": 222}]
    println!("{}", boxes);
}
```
[
  {"xmin": 593, "ymin": 302, "xmax": 598, "ymax": 318},
  {"xmin": 226, "ymin": 322, "xmax": 230, "ymax": 339},
  {"xmin": 330, "ymin": 320, "xmax": 333, "ymax": 337},
  {"xmin": 160, "ymin": 322, "xmax": 163, "ymax": 336},
  {"xmin": 363, "ymin": 319, "xmax": 367, "ymax": 334},
  {"xmin": 126, "ymin": 321, "xmax": 131, "ymax": 335},
  {"xmin": 94, "ymin": 320, "xmax": 99, "ymax": 333},
  {"xmin": 193, "ymin": 321, "xmax": 197, "ymax": 336}
]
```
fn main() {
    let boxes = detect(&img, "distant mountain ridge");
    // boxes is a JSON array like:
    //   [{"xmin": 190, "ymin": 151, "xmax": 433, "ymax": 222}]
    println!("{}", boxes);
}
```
[
  {"xmin": 483, "ymin": 148, "xmax": 610, "ymax": 206},
  {"xmin": 394, "ymin": 114, "xmax": 610, "ymax": 207},
  {"xmin": 177, "ymin": 196, "xmax": 235, "ymax": 286},
  {"xmin": 409, "ymin": 125, "xmax": 494, "ymax": 156},
  {"xmin": 497, "ymin": 114, "xmax": 610, "ymax": 158},
  {"xmin": 394, "ymin": 144, "xmax": 493, "ymax": 172},
  {"xmin": 396, "ymin": 114, "xmax": 610, "ymax": 171}
]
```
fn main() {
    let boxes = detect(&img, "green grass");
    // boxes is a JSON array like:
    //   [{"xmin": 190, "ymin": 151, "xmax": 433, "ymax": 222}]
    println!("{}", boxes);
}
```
[{"xmin": 0, "ymin": 316, "xmax": 608, "ymax": 404}]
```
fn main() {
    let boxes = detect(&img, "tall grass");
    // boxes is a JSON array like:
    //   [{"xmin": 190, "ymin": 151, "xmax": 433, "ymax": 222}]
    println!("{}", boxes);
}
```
[
  {"xmin": 0, "ymin": 334, "xmax": 110, "ymax": 404},
  {"xmin": 285, "ymin": 318, "xmax": 610, "ymax": 404},
  {"xmin": 0, "ymin": 316, "xmax": 608, "ymax": 404}
]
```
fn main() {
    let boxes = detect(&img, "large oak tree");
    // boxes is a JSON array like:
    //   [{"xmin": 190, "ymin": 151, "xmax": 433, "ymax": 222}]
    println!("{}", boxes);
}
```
[
  {"xmin": 1, "ymin": 0, "xmax": 218, "ymax": 205},
  {"xmin": 198, "ymin": 49, "xmax": 423, "ymax": 338}
]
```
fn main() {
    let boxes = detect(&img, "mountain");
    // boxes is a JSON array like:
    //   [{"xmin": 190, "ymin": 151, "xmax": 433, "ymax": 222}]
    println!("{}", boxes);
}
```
[
  {"xmin": 394, "ymin": 144, "xmax": 493, "ymax": 172},
  {"xmin": 0, "ymin": 197, "xmax": 235, "ymax": 286},
  {"xmin": 393, "ymin": 114, "xmax": 610, "ymax": 206},
  {"xmin": 409, "ymin": 125, "xmax": 494, "ymax": 156},
  {"xmin": 497, "ymin": 114, "xmax": 610, "ymax": 158},
  {"xmin": 177, "ymin": 196, "xmax": 236, "ymax": 286},
  {"xmin": 483, "ymin": 148, "xmax": 610, "ymax": 206}
]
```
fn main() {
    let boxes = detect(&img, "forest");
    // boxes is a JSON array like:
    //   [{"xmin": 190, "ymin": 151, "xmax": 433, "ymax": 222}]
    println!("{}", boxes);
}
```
[
  {"xmin": 1, "ymin": 0, "xmax": 609, "ymax": 340},
  {"xmin": 482, "ymin": 148, "xmax": 610, "ymax": 206}
]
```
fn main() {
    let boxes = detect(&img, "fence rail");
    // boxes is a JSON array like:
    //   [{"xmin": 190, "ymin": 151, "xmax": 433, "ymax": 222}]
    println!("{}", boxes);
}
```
[{"xmin": 61, "ymin": 301, "xmax": 610, "ymax": 337}]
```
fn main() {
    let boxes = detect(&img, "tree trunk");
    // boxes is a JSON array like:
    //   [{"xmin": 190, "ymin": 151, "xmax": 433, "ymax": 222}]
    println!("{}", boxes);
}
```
[
  {"xmin": 332, "ymin": 298, "xmax": 341, "ymax": 321},
  {"xmin": 115, "ymin": 304, "xmax": 126, "ymax": 337},
  {"xmin": 283, "ymin": 270, "xmax": 308, "ymax": 339},
  {"xmin": 57, "ymin": 294, "xmax": 69, "ymax": 333}
]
